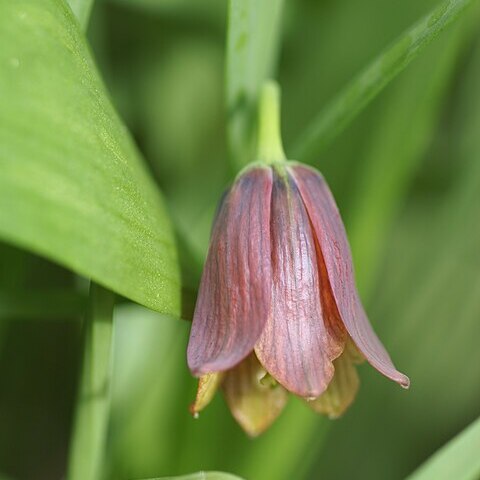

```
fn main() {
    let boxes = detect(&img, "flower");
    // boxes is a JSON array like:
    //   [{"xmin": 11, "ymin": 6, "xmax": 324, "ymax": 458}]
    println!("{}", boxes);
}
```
[{"xmin": 187, "ymin": 162, "xmax": 409, "ymax": 436}]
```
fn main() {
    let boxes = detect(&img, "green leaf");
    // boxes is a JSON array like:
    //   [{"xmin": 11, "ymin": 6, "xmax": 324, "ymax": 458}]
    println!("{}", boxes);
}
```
[
  {"xmin": 226, "ymin": 0, "xmax": 285, "ymax": 168},
  {"xmin": 406, "ymin": 417, "xmax": 480, "ymax": 480},
  {"xmin": 291, "ymin": 0, "xmax": 477, "ymax": 163},
  {"xmin": 67, "ymin": 0, "xmax": 94, "ymax": 30},
  {"xmin": 67, "ymin": 284, "xmax": 115, "ymax": 480},
  {"xmin": 0, "ymin": 0, "xmax": 181, "ymax": 316}
]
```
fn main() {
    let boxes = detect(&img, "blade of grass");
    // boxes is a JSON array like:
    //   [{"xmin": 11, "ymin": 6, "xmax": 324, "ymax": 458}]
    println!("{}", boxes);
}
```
[
  {"xmin": 67, "ymin": 283, "xmax": 115, "ymax": 480},
  {"xmin": 67, "ymin": 0, "xmax": 95, "ymax": 30},
  {"xmin": 406, "ymin": 417, "xmax": 480, "ymax": 480},
  {"xmin": 291, "ymin": 0, "xmax": 477, "ymax": 163},
  {"xmin": 226, "ymin": 0, "xmax": 284, "ymax": 169}
]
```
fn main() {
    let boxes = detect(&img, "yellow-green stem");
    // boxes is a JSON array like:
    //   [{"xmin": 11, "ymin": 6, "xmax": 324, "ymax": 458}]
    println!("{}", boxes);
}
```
[{"xmin": 257, "ymin": 81, "xmax": 287, "ymax": 164}]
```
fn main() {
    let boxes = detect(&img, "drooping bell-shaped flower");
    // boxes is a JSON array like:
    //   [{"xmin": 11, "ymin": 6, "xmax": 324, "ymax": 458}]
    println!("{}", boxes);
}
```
[{"xmin": 187, "ymin": 82, "xmax": 409, "ymax": 436}]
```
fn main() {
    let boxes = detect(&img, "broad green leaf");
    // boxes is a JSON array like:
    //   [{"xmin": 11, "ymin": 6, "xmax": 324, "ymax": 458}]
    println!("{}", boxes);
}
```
[
  {"xmin": 226, "ymin": 0, "xmax": 285, "ymax": 168},
  {"xmin": 67, "ymin": 284, "xmax": 114, "ymax": 480},
  {"xmin": 154, "ymin": 473, "xmax": 244, "ymax": 480},
  {"xmin": 291, "ymin": 0, "xmax": 477, "ymax": 163},
  {"xmin": 406, "ymin": 417, "xmax": 480, "ymax": 480},
  {"xmin": 0, "ymin": 0, "xmax": 181, "ymax": 316},
  {"xmin": 67, "ymin": 0, "xmax": 94, "ymax": 30}
]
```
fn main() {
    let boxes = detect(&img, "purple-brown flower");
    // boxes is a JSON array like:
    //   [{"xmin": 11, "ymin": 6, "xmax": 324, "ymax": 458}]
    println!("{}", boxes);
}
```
[{"xmin": 187, "ymin": 161, "xmax": 409, "ymax": 436}]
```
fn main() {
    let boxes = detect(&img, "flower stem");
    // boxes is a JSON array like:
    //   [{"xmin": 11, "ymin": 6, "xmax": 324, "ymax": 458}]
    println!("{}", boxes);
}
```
[{"xmin": 257, "ymin": 80, "xmax": 287, "ymax": 164}]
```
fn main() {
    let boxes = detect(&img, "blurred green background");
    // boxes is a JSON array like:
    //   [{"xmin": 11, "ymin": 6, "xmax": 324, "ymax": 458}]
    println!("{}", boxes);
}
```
[{"xmin": 0, "ymin": 0, "xmax": 479, "ymax": 479}]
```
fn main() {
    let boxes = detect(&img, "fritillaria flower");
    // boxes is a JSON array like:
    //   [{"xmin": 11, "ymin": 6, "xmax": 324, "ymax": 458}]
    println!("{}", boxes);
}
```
[{"xmin": 187, "ymin": 82, "xmax": 409, "ymax": 436}]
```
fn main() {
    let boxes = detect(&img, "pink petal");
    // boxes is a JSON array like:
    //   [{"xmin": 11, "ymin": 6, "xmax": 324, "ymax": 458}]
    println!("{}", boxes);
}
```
[
  {"xmin": 255, "ymin": 168, "xmax": 345, "ymax": 398},
  {"xmin": 290, "ymin": 164, "xmax": 409, "ymax": 388},
  {"xmin": 187, "ymin": 166, "xmax": 273, "ymax": 375}
]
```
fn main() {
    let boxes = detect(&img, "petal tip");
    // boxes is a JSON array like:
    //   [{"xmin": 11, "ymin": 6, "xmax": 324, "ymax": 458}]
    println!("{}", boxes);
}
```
[
  {"xmin": 399, "ymin": 374, "xmax": 410, "ymax": 389},
  {"xmin": 189, "ymin": 404, "xmax": 200, "ymax": 418},
  {"xmin": 384, "ymin": 368, "xmax": 410, "ymax": 389},
  {"xmin": 377, "ymin": 366, "xmax": 410, "ymax": 390},
  {"xmin": 190, "ymin": 372, "xmax": 224, "ymax": 415}
]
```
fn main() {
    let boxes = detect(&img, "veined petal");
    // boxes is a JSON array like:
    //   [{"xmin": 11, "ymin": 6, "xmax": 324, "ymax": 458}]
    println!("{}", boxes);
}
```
[
  {"xmin": 187, "ymin": 166, "xmax": 273, "ymax": 375},
  {"xmin": 290, "ymin": 164, "xmax": 409, "ymax": 388},
  {"xmin": 222, "ymin": 353, "xmax": 288, "ymax": 437},
  {"xmin": 190, "ymin": 372, "xmax": 224, "ymax": 416},
  {"xmin": 255, "ymin": 167, "xmax": 345, "ymax": 398},
  {"xmin": 307, "ymin": 339, "xmax": 361, "ymax": 418}
]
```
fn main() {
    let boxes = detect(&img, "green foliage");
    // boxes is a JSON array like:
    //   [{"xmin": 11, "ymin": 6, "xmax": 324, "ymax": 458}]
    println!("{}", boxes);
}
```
[
  {"xmin": 0, "ymin": 0, "xmax": 181, "ymax": 317},
  {"xmin": 291, "ymin": 0, "xmax": 477, "ymax": 163},
  {"xmin": 407, "ymin": 417, "xmax": 480, "ymax": 480}
]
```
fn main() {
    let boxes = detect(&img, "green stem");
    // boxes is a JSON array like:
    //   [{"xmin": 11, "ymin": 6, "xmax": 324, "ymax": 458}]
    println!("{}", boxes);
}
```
[
  {"xmin": 67, "ymin": 283, "xmax": 115, "ymax": 480},
  {"xmin": 257, "ymin": 81, "xmax": 287, "ymax": 164}
]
